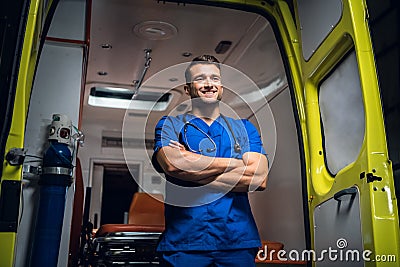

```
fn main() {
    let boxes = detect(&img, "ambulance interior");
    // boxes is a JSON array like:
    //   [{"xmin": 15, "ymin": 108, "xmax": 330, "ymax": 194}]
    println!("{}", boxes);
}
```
[{"xmin": 18, "ymin": 0, "xmax": 308, "ymax": 266}]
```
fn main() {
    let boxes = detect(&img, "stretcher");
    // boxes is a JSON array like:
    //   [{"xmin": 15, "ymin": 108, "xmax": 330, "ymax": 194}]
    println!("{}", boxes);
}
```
[{"xmin": 88, "ymin": 193, "xmax": 165, "ymax": 266}]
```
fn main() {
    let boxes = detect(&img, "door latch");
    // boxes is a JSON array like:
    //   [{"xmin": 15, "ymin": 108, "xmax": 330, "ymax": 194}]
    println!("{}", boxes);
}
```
[{"xmin": 360, "ymin": 171, "xmax": 382, "ymax": 183}]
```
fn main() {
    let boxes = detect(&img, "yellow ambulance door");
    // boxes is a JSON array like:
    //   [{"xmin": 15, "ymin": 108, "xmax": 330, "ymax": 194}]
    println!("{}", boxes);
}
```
[
  {"xmin": 0, "ymin": 0, "xmax": 58, "ymax": 266},
  {"xmin": 291, "ymin": 0, "xmax": 400, "ymax": 265}
]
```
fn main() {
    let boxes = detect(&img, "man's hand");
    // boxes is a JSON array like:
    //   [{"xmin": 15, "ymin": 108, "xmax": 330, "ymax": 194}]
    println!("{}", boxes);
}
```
[{"xmin": 168, "ymin": 140, "xmax": 185, "ymax": 150}]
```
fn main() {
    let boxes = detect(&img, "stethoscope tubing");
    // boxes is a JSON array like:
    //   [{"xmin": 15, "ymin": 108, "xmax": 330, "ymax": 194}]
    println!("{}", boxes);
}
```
[{"xmin": 182, "ymin": 113, "xmax": 241, "ymax": 154}]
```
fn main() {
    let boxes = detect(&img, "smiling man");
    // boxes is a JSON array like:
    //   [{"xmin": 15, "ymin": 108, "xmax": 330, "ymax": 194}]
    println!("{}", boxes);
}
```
[{"xmin": 152, "ymin": 55, "xmax": 269, "ymax": 267}]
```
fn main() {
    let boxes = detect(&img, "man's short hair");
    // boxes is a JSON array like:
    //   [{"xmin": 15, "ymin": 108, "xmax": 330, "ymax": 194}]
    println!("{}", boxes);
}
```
[{"xmin": 185, "ymin": 55, "xmax": 221, "ymax": 83}]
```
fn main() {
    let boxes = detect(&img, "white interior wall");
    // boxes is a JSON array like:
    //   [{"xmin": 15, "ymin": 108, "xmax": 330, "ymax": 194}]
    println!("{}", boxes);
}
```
[
  {"xmin": 17, "ymin": 43, "xmax": 84, "ymax": 267},
  {"xmin": 249, "ymin": 88, "xmax": 306, "ymax": 252},
  {"xmin": 47, "ymin": 0, "xmax": 86, "ymax": 40},
  {"xmin": 16, "ymin": 0, "xmax": 86, "ymax": 266}
]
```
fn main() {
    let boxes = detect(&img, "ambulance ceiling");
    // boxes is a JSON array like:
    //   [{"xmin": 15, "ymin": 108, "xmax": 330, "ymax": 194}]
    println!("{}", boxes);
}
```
[{"xmin": 83, "ymin": 0, "xmax": 286, "ymax": 134}]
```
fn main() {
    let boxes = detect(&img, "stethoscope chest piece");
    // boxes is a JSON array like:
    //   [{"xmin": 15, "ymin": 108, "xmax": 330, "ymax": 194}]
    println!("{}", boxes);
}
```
[{"xmin": 234, "ymin": 143, "xmax": 241, "ymax": 153}]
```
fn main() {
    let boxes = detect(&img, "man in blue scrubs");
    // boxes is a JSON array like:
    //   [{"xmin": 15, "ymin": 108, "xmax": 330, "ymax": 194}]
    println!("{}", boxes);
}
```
[{"xmin": 152, "ymin": 55, "xmax": 269, "ymax": 266}]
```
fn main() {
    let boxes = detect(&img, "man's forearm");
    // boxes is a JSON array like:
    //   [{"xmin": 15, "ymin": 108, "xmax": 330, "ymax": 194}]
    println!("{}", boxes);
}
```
[
  {"xmin": 195, "ymin": 152, "xmax": 268, "ymax": 191},
  {"xmin": 156, "ymin": 142, "xmax": 268, "ymax": 190},
  {"xmin": 156, "ymin": 145, "xmax": 244, "ymax": 182},
  {"xmin": 195, "ymin": 167, "xmax": 251, "ymax": 192},
  {"xmin": 196, "ymin": 166, "xmax": 266, "ymax": 192}
]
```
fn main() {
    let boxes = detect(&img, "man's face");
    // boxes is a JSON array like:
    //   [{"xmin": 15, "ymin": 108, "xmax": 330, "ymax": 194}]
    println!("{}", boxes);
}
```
[{"xmin": 185, "ymin": 63, "xmax": 223, "ymax": 103}]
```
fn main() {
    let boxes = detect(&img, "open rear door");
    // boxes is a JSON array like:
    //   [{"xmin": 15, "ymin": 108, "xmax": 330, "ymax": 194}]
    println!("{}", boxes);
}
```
[
  {"xmin": 0, "ymin": 0, "xmax": 58, "ymax": 266},
  {"xmin": 288, "ymin": 0, "xmax": 400, "ymax": 265}
]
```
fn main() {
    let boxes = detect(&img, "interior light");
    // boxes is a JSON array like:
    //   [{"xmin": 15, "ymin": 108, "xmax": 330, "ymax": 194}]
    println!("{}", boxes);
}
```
[
  {"xmin": 229, "ymin": 77, "xmax": 287, "ymax": 106},
  {"xmin": 88, "ymin": 87, "xmax": 172, "ymax": 111}
]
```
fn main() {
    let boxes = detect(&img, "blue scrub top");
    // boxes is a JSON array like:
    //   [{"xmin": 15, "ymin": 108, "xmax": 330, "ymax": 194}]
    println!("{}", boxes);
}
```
[{"xmin": 153, "ymin": 114, "xmax": 267, "ymax": 251}]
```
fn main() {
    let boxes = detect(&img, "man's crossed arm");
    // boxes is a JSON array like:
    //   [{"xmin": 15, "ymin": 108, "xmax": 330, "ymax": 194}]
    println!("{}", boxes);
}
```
[{"xmin": 155, "ymin": 140, "xmax": 268, "ymax": 192}]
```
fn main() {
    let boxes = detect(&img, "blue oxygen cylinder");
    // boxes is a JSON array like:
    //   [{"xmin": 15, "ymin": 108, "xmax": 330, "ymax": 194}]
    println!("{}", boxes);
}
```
[{"xmin": 31, "ymin": 114, "xmax": 73, "ymax": 267}]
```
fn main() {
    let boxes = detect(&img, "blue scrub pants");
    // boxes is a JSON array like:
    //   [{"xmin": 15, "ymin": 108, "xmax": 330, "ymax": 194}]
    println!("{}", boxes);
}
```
[{"xmin": 159, "ymin": 248, "xmax": 258, "ymax": 267}]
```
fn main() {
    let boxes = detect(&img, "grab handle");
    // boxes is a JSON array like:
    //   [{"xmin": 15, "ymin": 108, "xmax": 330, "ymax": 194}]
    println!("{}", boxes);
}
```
[{"xmin": 334, "ymin": 187, "xmax": 357, "ymax": 202}]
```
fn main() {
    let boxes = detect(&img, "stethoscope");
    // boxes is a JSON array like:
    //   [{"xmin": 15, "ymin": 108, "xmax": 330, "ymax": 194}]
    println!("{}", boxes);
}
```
[{"xmin": 182, "ymin": 113, "xmax": 242, "ymax": 154}]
